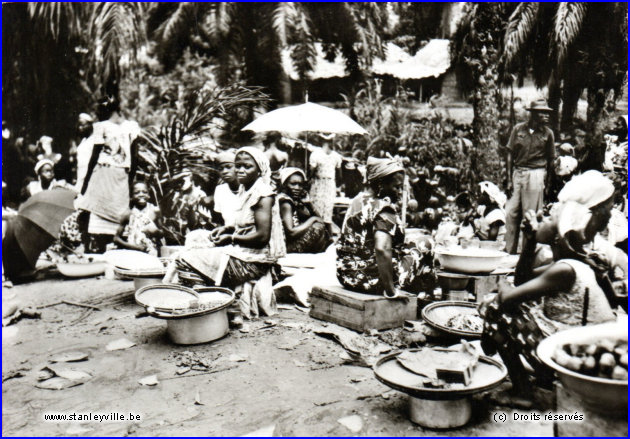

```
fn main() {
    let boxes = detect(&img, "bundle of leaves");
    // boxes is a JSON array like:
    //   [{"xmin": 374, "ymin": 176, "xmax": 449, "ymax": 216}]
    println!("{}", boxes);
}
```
[{"xmin": 136, "ymin": 84, "xmax": 270, "ymax": 244}]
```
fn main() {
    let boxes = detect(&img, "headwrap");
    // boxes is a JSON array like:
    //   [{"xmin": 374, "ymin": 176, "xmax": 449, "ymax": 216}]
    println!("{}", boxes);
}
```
[
  {"xmin": 279, "ymin": 167, "xmax": 306, "ymax": 186},
  {"xmin": 237, "ymin": 146, "xmax": 271, "ymax": 185},
  {"xmin": 555, "ymin": 155, "xmax": 578, "ymax": 177},
  {"xmin": 555, "ymin": 170, "xmax": 615, "ymax": 238},
  {"xmin": 234, "ymin": 146, "xmax": 286, "ymax": 260},
  {"xmin": 216, "ymin": 149, "xmax": 236, "ymax": 164},
  {"xmin": 34, "ymin": 158, "xmax": 55, "ymax": 175},
  {"xmin": 78, "ymin": 113, "xmax": 94, "ymax": 124},
  {"xmin": 366, "ymin": 157, "xmax": 404, "ymax": 182},
  {"xmin": 478, "ymin": 181, "xmax": 506, "ymax": 209}
]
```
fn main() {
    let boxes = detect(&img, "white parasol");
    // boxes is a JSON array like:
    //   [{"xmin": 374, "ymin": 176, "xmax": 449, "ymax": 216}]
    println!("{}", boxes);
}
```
[{"xmin": 241, "ymin": 102, "xmax": 367, "ymax": 135}]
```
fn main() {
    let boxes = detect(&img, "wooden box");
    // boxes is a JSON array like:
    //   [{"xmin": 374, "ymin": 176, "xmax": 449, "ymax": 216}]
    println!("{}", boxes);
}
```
[{"xmin": 310, "ymin": 285, "xmax": 417, "ymax": 332}]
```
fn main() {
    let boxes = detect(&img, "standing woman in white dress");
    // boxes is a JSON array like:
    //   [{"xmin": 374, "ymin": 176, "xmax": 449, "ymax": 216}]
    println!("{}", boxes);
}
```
[{"xmin": 308, "ymin": 134, "xmax": 342, "ymax": 235}]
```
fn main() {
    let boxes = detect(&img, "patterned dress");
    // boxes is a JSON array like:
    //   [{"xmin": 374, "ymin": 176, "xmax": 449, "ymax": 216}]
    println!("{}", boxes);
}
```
[
  {"xmin": 278, "ymin": 192, "xmax": 330, "ymax": 253},
  {"xmin": 336, "ymin": 192, "xmax": 436, "ymax": 294},
  {"xmin": 123, "ymin": 204, "xmax": 159, "ymax": 256},
  {"xmin": 309, "ymin": 149, "xmax": 342, "ymax": 223},
  {"xmin": 480, "ymin": 259, "xmax": 616, "ymax": 380}
]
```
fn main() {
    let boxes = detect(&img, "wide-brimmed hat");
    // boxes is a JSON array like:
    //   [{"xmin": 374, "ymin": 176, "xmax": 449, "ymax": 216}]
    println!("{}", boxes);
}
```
[{"xmin": 526, "ymin": 99, "xmax": 553, "ymax": 112}]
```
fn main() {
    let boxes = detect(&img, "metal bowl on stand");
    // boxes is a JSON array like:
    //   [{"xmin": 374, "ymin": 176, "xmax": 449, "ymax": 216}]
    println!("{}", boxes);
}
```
[
  {"xmin": 373, "ymin": 348, "xmax": 507, "ymax": 429},
  {"xmin": 136, "ymin": 284, "xmax": 235, "ymax": 345}
]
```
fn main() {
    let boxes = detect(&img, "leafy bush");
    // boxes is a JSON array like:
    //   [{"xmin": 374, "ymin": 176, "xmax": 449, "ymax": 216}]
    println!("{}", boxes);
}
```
[
  {"xmin": 135, "ymin": 84, "xmax": 270, "ymax": 244},
  {"xmin": 342, "ymin": 80, "xmax": 473, "ymax": 194}
]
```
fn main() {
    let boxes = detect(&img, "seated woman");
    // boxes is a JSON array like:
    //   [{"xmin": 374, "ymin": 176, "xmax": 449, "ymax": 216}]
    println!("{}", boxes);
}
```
[
  {"xmin": 479, "ymin": 171, "xmax": 619, "ymax": 406},
  {"xmin": 164, "ymin": 147, "xmax": 286, "ymax": 317},
  {"xmin": 336, "ymin": 157, "xmax": 436, "ymax": 298},
  {"xmin": 113, "ymin": 181, "xmax": 161, "ymax": 256},
  {"xmin": 278, "ymin": 167, "xmax": 330, "ymax": 254},
  {"xmin": 23, "ymin": 159, "xmax": 72, "ymax": 199},
  {"xmin": 473, "ymin": 181, "xmax": 507, "ymax": 242}
]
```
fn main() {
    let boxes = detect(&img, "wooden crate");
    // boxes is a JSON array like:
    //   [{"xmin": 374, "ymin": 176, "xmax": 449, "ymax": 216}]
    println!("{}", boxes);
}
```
[{"xmin": 310, "ymin": 285, "xmax": 417, "ymax": 332}]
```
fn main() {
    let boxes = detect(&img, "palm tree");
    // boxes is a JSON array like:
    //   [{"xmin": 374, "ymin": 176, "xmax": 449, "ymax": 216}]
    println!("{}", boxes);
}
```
[
  {"xmin": 503, "ymin": 2, "xmax": 627, "ymax": 166},
  {"xmin": 3, "ymin": 2, "xmax": 147, "ymax": 151},
  {"xmin": 147, "ymin": 2, "xmax": 390, "ymax": 104},
  {"xmin": 451, "ymin": 3, "xmax": 515, "ymax": 187}
]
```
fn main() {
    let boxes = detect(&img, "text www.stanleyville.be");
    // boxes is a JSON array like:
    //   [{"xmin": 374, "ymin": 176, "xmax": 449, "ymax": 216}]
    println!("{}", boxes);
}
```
[{"xmin": 43, "ymin": 412, "xmax": 141, "ymax": 423}]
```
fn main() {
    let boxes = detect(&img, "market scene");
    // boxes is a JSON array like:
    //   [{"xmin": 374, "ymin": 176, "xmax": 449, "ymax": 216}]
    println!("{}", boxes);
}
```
[{"xmin": 2, "ymin": 2, "xmax": 628, "ymax": 437}]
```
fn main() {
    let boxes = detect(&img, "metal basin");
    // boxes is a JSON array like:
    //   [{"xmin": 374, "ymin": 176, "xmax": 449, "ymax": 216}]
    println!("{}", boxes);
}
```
[{"xmin": 537, "ymin": 322, "xmax": 628, "ymax": 416}]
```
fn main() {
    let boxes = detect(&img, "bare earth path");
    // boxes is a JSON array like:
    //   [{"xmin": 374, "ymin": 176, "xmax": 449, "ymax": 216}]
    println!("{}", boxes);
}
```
[{"xmin": 2, "ymin": 277, "xmax": 552, "ymax": 436}]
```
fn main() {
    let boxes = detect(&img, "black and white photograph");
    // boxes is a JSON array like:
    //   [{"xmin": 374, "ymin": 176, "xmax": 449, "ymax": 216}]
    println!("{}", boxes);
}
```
[{"xmin": 2, "ymin": 2, "xmax": 628, "ymax": 437}]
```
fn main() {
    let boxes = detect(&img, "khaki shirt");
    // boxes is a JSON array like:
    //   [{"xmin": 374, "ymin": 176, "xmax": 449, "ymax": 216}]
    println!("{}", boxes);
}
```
[{"xmin": 507, "ymin": 122, "xmax": 555, "ymax": 169}]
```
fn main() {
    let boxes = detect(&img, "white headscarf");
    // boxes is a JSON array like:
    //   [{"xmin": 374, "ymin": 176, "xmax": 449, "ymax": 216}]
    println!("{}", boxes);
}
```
[
  {"xmin": 237, "ymin": 146, "xmax": 271, "ymax": 185},
  {"xmin": 234, "ymin": 146, "xmax": 286, "ymax": 260},
  {"xmin": 478, "ymin": 181, "xmax": 506, "ymax": 208},
  {"xmin": 555, "ymin": 170, "xmax": 615, "ymax": 238},
  {"xmin": 279, "ymin": 167, "xmax": 306, "ymax": 186}
]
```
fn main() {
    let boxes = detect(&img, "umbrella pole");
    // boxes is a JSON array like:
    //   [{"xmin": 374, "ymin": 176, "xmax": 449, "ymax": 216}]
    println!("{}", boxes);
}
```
[
  {"xmin": 305, "ymin": 132, "xmax": 308, "ymax": 178},
  {"xmin": 401, "ymin": 174, "xmax": 409, "ymax": 229}
]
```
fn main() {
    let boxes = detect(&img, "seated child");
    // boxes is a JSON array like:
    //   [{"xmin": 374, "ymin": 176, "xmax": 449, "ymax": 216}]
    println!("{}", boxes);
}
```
[
  {"xmin": 473, "ymin": 181, "xmax": 506, "ymax": 243},
  {"xmin": 114, "ymin": 181, "xmax": 161, "ymax": 256}
]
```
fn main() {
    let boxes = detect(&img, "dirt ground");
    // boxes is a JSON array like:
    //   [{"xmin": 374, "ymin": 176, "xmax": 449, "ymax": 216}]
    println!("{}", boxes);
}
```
[{"xmin": 2, "ymin": 276, "xmax": 554, "ymax": 437}]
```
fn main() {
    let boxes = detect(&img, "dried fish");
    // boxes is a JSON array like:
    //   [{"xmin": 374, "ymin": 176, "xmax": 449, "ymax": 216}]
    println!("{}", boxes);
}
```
[
  {"xmin": 105, "ymin": 338, "xmax": 136, "ymax": 351},
  {"xmin": 228, "ymin": 354, "xmax": 248, "ymax": 363},
  {"xmin": 242, "ymin": 424, "xmax": 275, "ymax": 437},
  {"xmin": 138, "ymin": 374, "xmax": 159, "ymax": 386},
  {"xmin": 35, "ymin": 377, "xmax": 83, "ymax": 390},
  {"xmin": 50, "ymin": 351, "xmax": 89, "ymax": 363},
  {"xmin": 337, "ymin": 415, "xmax": 363, "ymax": 433},
  {"xmin": 48, "ymin": 367, "xmax": 92, "ymax": 382},
  {"xmin": 194, "ymin": 390, "xmax": 204, "ymax": 405},
  {"xmin": 37, "ymin": 368, "xmax": 56, "ymax": 381}
]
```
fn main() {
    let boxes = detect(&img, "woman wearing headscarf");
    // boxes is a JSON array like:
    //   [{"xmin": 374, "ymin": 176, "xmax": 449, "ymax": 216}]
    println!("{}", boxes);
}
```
[
  {"xmin": 336, "ymin": 157, "xmax": 436, "ymax": 298},
  {"xmin": 23, "ymin": 159, "xmax": 73, "ymax": 199},
  {"xmin": 278, "ymin": 167, "xmax": 330, "ymax": 254},
  {"xmin": 478, "ymin": 170, "xmax": 619, "ymax": 406},
  {"xmin": 166, "ymin": 147, "xmax": 286, "ymax": 300},
  {"xmin": 473, "ymin": 181, "xmax": 507, "ymax": 243}
]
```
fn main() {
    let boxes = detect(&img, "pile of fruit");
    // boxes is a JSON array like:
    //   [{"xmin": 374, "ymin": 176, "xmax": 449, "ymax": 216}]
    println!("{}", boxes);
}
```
[{"xmin": 552, "ymin": 339, "xmax": 628, "ymax": 381}]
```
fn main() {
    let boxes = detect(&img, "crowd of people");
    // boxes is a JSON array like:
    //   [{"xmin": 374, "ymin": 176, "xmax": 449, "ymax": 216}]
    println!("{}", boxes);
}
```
[{"xmin": 2, "ymin": 98, "xmax": 628, "ymax": 406}]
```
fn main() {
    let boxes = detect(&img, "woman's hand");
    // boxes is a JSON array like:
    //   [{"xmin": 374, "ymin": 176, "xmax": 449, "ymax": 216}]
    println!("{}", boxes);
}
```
[
  {"xmin": 210, "ymin": 226, "xmax": 227, "ymax": 241},
  {"xmin": 213, "ymin": 234, "xmax": 232, "ymax": 247},
  {"xmin": 521, "ymin": 210, "xmax": 540, "ymax": 241},
  {"xmin": 477, "ymin": 294, "xmax": 495, "ymax": 318}
]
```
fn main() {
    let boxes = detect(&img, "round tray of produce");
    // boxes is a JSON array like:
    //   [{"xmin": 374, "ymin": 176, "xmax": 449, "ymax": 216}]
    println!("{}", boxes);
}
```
[
  {"xmin": 537, "ymin": 322, "xmax": 627, "ymax": 415},
  {"xmin": 421, "ymin": 301, "xmax": 483, "ymax": 339},
  {"xmin": 373, "ymin": 347, "xmax": 507, "ymax": 400}
]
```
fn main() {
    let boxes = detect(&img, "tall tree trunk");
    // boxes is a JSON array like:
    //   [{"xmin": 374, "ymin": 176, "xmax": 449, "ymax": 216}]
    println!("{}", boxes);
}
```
[
  {"xmin": 547, "ymin": 77, "xmax": 561, "ymax": 135},
  {"xmin": 468, "ymin": 4, "xmax": 504, "ymax": 189},
  {"xmin": 585, "ymin": 87, "xmax": 615, "ymax": 171},
  {"xmin": 560, "ymin": 82, "xmax": 582, "ymax": 132},
  {"xmin": 560, "ymin": 59, "xmax": 583, "ymax": 132}
]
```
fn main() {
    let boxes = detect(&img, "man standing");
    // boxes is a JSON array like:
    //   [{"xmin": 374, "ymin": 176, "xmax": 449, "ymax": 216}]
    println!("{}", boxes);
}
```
[{"xmin": 504, "ymin": 99, "xmax": 555, "ymax": 254}]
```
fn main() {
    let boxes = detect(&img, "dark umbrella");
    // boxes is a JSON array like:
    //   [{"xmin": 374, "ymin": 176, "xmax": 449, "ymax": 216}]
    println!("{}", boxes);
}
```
[{"xmin": 2, "ymin": 188, "xmax": 76, "ymax": 280}]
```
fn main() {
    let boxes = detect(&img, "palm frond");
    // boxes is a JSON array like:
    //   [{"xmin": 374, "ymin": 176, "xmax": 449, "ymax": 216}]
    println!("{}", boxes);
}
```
[
  {"xmin": 503, "ymin": 2, "xmax": 540, "ymax": 67},
  {"xmin": 27, "ymin": 2, "xmax": 85, "ymax": 41},
  {"xmin": 88, "ymin": 2, "xmax": 147, "ymax": 87},
  {"xmin": 552, "ymin": 2, "xmax": 587, "ymax": 68},
  {"xmin": 271, "ymin": 2, "xmax": 298, "ymax": 47}
]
